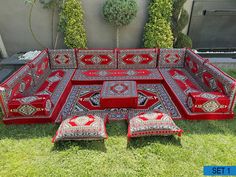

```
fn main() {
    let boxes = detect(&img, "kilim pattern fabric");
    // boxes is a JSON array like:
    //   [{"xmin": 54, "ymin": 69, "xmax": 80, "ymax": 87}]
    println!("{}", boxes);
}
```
[
  {"xmin": 52, "ymin": 114, "xmax": 108, "ymax": 143},
  {"xmin": 187, "ymin": 92, "xmax": 230, "ymax": 113},
  {"xmin": 158, "ymin": 48, "xmax": 186, "ymax": 68},
  {"xmin": 76, "ymin": 49, "xmax": 117, "ymax": 69},
  {"xmin": 127, "ymin": 111, "xmax": 183, "ymax": 138},
  {"xmin": 117, "ymin": 48, "xmax": 157, "ymax": 69}
]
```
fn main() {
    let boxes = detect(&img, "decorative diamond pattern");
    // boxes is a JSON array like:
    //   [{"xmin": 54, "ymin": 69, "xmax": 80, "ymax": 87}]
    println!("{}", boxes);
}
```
[
  {"xmin": 18, "ymin": 104, "xmax": 37, "ymax": 116},
  {"xmin": 202, "ymin": 100, "xmax": 219, "ymax": 112}
]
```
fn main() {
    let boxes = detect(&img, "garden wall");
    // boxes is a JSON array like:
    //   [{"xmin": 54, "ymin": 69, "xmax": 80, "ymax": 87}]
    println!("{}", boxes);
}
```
[{"xmin": 0, "ymin": 0, "xmax": 192, "ymax": 56}]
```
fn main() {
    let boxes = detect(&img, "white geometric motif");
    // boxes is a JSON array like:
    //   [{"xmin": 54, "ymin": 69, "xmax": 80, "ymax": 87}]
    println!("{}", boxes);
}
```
[
  {"xmin": 200, "ymin": 93, "xmax": 217, "ymax": 99},
  {"xmin": 20, "ymin": 96, "xmax": 38, "ymax": 103},
  {"xmin": 18, "ymin": 104, "xmax": 37, "ymax": 116},
  {"xmin": 202, "ymin": 100, "xmax": 219, "ymax": 112}
]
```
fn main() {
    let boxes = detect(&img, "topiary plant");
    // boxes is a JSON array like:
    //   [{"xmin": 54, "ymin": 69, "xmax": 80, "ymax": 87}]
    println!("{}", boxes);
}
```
[
  {"xmin": 59, "ymin": 0, "xmax": 87, "ymax": 48},
  {"xmin": 103, "ymin": 0, "xmax": 138, "ymax": 47},
  {"xmin": 143, "ymin": 0, "xmax": 173, "ymax": 48},
  {"xmin": 172, "ymin": 0, "xmax": 192, "ymax": 48},
  {"xmin": 175, "ymin": 32, "xmax": 192, "ymax": 48},
  {"xmin": 144, "ymin": 18, "xmax": 173, "ymax": 48}
]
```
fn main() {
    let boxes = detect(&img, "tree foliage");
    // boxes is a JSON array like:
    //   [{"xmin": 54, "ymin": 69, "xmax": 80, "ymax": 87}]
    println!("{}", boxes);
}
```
[
  {"xmin": 59, "ymin": 0, "xmax": 87, "ymax": 48},
  {"xmin": 143, "ymin": 0, "xmax": 173, "ymax": 48}
]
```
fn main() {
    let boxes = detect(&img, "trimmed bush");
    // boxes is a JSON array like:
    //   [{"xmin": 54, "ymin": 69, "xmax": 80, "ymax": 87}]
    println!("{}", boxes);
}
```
[
  {"xmin": 59, "ymin": 0, "xmax": 87, "ymax": 48},
  {"xmin": 175, "ymin": 33, "xmax": 192, "ymax": 48},
  {"xmin": 143, "ymin": 0, "xmax": 173, "ymax": 48},
  {"xmin": 103, "ymin": 0, "xmax": 138, "ymax": 47},
  {"xmin": 171, "ymin": 0, "xmax": 192, "ymax": 48},
  {"xmin": 103, "ymin": 0, "xmax": 137, "ymax": 27},
  {"xmin": 144, "ymin": 18, "xmax": 173, "ymax": 48}
]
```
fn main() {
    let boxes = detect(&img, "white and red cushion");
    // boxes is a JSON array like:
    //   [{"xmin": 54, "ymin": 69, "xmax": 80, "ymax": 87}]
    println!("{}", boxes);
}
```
[
  {"xmin": 8, "ymin": 95, "xmax": 52, "ymax": 117},
  {"xmin": 0, "ymin": 65, "xmax": 34, "ymax": 117},
  {"xmin": 158, "ymin": 48, "xmax": 186, "ymax": 68},
  {"xmin": 117, "ymin": 48, "xmax": 157, "ymax": 69},
  {"xmin": 187, "ymin": 92, "xmax": 230, "ymax": 113},
  {"xmin": 76, "ymin": 49, "xmax": 117, "ymax": 69},
  {"xmin": 128, "ymin": 111, "xmax": 183, "ymax": 139},
  {"xmin": 52, "ymin": 114, "xmax": 108, "ymax": 143},
  {"xmin": 49, "ymin": 49, "xmax": 77, "ymax": 69},
  {"xmin": 36, "ymin": 70, "xmax": 65, "ymax": 96},
  {"xmin": 29, "ymin": 50, "xmax": 51, "ymax": 85}
]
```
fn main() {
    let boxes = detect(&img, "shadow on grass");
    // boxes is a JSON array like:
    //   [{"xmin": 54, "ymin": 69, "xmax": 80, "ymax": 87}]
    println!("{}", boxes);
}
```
[
  {"xmin": 0, "ymin": 123, "xmax": 58, "ymax": 139},
  {"xmin": 106, "ymin": 121, "xmax": 127, "ymax": 137},
  {"xmin": 52, "ymin": 140, "xmax": 107, "ymax": 152},
  {"xmin": 127, "ymin": 135, "xmax": 182, "ymax": 149}
]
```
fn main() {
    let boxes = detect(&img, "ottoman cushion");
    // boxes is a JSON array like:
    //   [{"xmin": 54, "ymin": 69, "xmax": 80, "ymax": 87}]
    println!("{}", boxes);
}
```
[
  {"xmin": 128, "ymin": 111, "xmax": 183, "ymax": 138},
  {"xmin": 52, "ymin": 114, "xmax": 108, "ymax": 143}
]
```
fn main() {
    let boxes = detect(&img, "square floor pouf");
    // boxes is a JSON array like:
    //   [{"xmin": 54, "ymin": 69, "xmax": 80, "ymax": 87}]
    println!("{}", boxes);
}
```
[
  {"xmin": 52, "ymin": 114, "xmax": 108, "ymax": 143},
  {"xmin": 100, "ymin": 81, "xmax": 138, "ymax": 108},
  {"xmin": 127, "ymin": 111, "xmax": 183, "ymax": 140}
]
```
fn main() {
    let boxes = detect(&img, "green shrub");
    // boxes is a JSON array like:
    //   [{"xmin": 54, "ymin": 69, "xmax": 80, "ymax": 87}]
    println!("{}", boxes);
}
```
[
  {"xmin": 144, "ymin": 18, "xmax": 173, "ymax": 48},
  {"xmin": 103, "ymin": 0, "xmax": 137, "ymax": 27},
  {"xmin": 172, "ymin": 0, "xmax": 186, "ymax": 21},
  {"xmin": 143, "ymin": 0, "xmax": 173, "ymax": 48},
  {"xmin": 59, "ymin": 0, "xmax": 87, "ymax": 48},
  {"xmin": 175, "ymin": 32, "xmax": 192, "ymax": 48},
  {"xmin": 148, "ymin": 0, "xmax": 173, "ymax": 21}
]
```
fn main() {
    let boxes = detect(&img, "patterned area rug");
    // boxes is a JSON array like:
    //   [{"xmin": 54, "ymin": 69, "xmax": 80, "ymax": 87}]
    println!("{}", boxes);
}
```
[{"xmin": 56, "ymin": 84, "xmax": 181, "ymax": 122}]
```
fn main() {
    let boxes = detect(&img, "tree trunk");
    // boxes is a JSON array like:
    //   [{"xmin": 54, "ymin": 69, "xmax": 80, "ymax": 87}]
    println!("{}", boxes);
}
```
[{"xmin": 116, "ymin": 27, "xmax": 119, "ymax": 48}]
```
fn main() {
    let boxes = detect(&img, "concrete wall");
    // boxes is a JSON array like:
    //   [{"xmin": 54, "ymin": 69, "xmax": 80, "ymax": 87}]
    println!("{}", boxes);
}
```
[{"xmin": 0, "ymin": 0, "xmax": 192, "ymax": 56}]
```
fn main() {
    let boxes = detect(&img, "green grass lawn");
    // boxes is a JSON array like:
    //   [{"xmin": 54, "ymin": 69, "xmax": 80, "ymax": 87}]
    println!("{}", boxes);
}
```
[{"xmin": 0, "ymin": 69, "xmax": 236, "ymax": 177}]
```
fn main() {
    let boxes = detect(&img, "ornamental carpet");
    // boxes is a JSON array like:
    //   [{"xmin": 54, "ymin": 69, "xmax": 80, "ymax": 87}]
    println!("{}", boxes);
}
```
[{"xmin": 56, "ymin": 84, "xmax": 181, "ymax": 122}]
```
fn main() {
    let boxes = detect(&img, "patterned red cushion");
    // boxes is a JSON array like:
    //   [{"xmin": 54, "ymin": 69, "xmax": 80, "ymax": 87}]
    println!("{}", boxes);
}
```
[
  {"xmin": 187, "ymin": 92, "xmax": 230, "ymax": 113},
  {"xmin": 76, "ymin": 49, "xmax": 117, "ymax": 69},
  {"xmin": 128, "ymin": 111, "xmax": 183, "ymax": 138},
  {"xmin": 8, "ymin": 95, "xmax": 53, "ymax": 117},
  {"xmin": 117, "ymin": 48, "xmax": 157, "ymax": 69},
  {"xmin": 52, "ymin": 114, "xmax": 108, "ymax": 143},
  {"xmin": 158, "ymin": 49, "xmax": 186, "ymax": 68},
  {"xmin": 49, "ymin": 49, "xmax": 77, "ymax": 69}
]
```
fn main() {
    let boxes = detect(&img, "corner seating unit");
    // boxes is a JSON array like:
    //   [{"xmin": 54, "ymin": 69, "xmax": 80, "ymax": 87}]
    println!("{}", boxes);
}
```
[{"xmin": 0, "ymin": 48, "xmax": 235, "ymax": 124}]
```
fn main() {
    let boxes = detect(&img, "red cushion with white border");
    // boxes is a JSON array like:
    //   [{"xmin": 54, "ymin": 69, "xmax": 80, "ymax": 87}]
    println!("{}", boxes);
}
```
[
  {"xmin": 128, "ymin": 111, "xmax": 183, "ymax": 138},
  {"xmin": 52, "ymin": 114, "xmax": 108, "ymax": 143},
  {"xmin": 8, "ymin": 95, "xmax": 53, "ymax": 117},
  {"xmin": 187, "ymin": 92, "xmax": 230, "ymax": 113}
]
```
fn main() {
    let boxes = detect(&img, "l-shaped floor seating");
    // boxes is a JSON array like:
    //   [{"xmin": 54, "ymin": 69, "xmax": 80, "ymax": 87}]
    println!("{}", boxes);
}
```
[{"xmin": 0, "ymin": 48, "xmax": 235, "ymax": 124}]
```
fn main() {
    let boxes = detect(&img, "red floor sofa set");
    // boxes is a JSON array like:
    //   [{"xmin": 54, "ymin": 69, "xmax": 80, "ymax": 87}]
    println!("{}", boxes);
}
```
[{"xmin": 0, "ymin": 48, "xmax": 235, "ymax": 125}]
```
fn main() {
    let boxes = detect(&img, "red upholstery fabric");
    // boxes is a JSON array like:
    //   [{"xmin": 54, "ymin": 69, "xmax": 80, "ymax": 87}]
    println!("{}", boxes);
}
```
[
  {"xmin": 52, "ymin": 114, "xmax": 108, "ymax": 143},
  {"xmin": 36, "ymin": 70, "xmax": 65, "ymax": 96},
  {"xmin": 158, "ymin": 48, "xmax": 186, "ymax": 68},
  {"xmin": 8, "ymin": 95, "xmax": 52, "ymax": 117},
  {"xmin": 28, "ymin": 50, "xmax": 51, "ymax": 85},
  {"xmin": 100, "ymin": 81, "xmax": 138, "ymax": 108},
  {"xmin": 168, "ymin": 69, "xmax": 200, "ymax": 94},
  {"xmin": 72, "ymin": 69, "xmax": 163, "ymax": 83},
  {"xmin": 0, "ymin": 65, "xmax": 34, "ymax": 117},
  {"xmin": 117, "ymin": 48, "xmax": 157, "ymax": 69},
  {"xmin": 128, "ymin": 111, "xmax": 183, "ymax": 139},
  {"xmin": 48, "ymin": 49, "xmax": 77, "ymax": 69},
  {"xmin": 187, "ymin": 92, "xmax": 230, "ymax": 113},
  {"xmin": 76, "ymin": 49, "xmax": 117, "ymax": 69}
]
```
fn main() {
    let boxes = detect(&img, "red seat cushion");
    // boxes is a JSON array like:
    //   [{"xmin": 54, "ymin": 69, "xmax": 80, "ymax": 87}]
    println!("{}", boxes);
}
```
[
  {"xmin": 187, "ymin": 92, "xmax": 230, "ymax": 113},
  {"xmin": 52, "ymin": 114, "xmax": 108, "ymax": 143},
  {"xmin": 128, "ymin": 111, "xmax": 183, "ymax": 139},
  {"xmin": 8, "ymin": 95, "xmax": 53, "ymax": 117}
]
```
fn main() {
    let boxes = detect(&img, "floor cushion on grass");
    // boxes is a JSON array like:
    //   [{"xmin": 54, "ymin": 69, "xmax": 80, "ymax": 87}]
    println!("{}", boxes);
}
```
[
  {"xmin": 127, "ymin": 111, "xmax": 183, "ymax": 139},
  {"xmin": 52, "ymin": 114, "xmax": 108, "ymax": 143}
]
